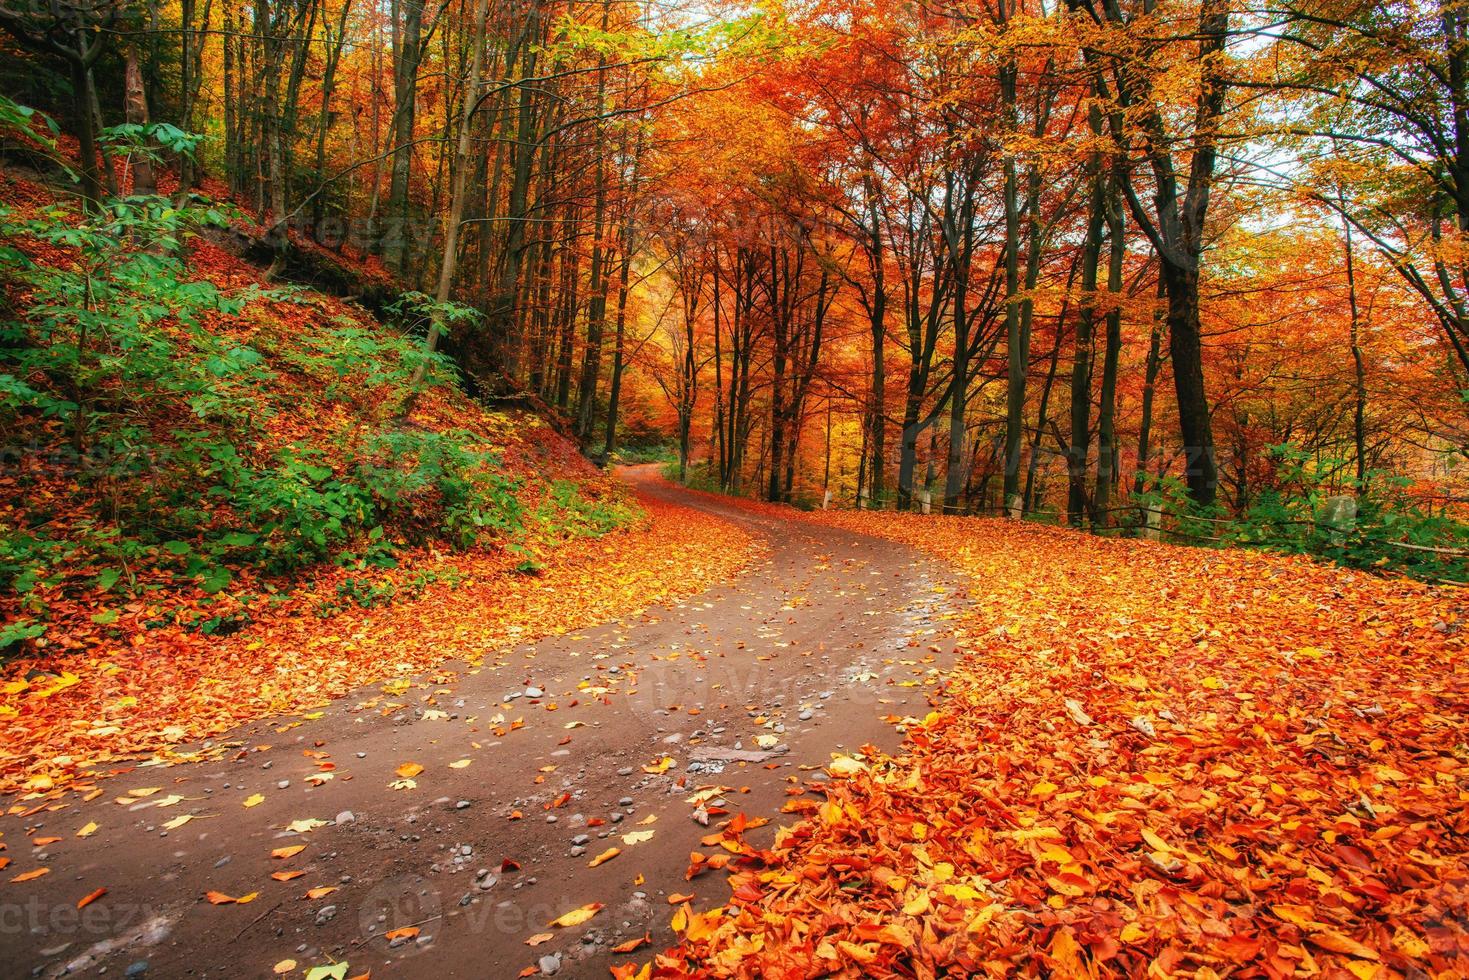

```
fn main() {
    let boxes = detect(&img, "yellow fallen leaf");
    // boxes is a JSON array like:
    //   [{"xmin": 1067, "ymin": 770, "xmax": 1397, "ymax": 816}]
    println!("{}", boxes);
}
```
[
  {"xmin": 621, "ymin": 830, "xmax": 655, "ymax": 846},
  {"xmin": 525, "ymin": 933, "xmax": 555, "ymax": 946},
  {"xmin": 243, "ymin": 794, "xmax": 264, "ymax": 808},
  {"xmin": 549, "ymin": 902, "xmax": 603, "ymax": 928},
  {"xmin": 273, "ymin": 960, "xmax": 297, "ymax": 975},
  {"xmin": 1310, "ymin": 929, "xmax": 1380, "ymax": 961},
  {"xmin": 449, "ymin": 759, "xmax": 472, "ymax": 769},
  {"xmin": 76, "ymin": 822, "xmax": 98, "ymax": 838},
  {"xmin": 395, "ymin": 762, "xmax": 424, "ymax": 779},
  {"xmin": 286, "ymin": 819, "xmax": 327, "ymax": 833},
  {"xmin": 162, "ymin": 814, "xmax": 196, "ymax": 830}
]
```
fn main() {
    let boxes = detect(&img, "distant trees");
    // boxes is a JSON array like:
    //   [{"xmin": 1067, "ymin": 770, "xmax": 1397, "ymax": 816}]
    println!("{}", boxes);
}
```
[{"xmin": 3, "ymin": 0, "xmax": 1461, "ymax": 518}]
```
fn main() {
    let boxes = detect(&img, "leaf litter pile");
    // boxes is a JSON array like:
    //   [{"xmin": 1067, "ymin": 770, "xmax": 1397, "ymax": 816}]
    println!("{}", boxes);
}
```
[
  {"xmin": 658, "ymin": 514, "xmax": 1468, "ymax": 978},
  {"xmin": 0, "ymin": 491, "xmax": 756, "ymax": 798}
]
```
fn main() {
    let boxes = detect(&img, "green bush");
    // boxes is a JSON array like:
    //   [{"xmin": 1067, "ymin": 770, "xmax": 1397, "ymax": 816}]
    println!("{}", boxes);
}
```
[
  {"xmin": 534, "ymin": 480, "xmax": 639, "ymax": 539},
  {"xmin": 1150, "ymin": 445, "xmax": 1469, "ymax": 582},
  {"xmin": 0, "ymin": 100, "xmax": 544, "ymax": 648}
]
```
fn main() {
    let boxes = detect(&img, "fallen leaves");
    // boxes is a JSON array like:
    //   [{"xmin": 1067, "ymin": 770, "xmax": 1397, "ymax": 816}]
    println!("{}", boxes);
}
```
[
  {"xmin": 587, "ymin": 846, "xmax": 621, "ymax": 867},
  {"xmin": 0, "ymin": 490, "xmax": 756, "ymax": 798},
  {"xmin": 76, "ymin": 886, "xmax": 106, "ymax": 908},
  {"xmin": 663, "ymin": 508, "xmax": 1469, "ymax": 978},
  {"xmin": 10, "ymin": 868, "xmax": 49, "ymax": 882},
  {"xmin": 611, "ymin": 933, "xmax": 651, "ymax": 954},
  {"xmin": 204, "ymin": 890, "xmax": 258, "ymax": 905},
  {"xmin": 548, "ymin": 902, "xmax": 602, "ymax": 928},
  {"xmin": 271, "ymin": 845, "xmax": 306, "ymax": 860},
  {"xmin": 285, "ymin": 818, "xmax": 327, "ymax": 833}
]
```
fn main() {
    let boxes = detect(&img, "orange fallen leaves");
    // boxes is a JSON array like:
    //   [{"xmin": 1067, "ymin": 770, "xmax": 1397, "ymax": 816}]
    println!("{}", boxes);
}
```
[
  {"xmin": 204, "ymin": 890, "xmax": 257, "ymax": 905},
  {"xmin": 75, "ymin": 886, "xmax": 106, "ymax": 909},
  {"xmin": 1, "ymin": 492, "xmax": 755, "ymax": 798},
  {"xmin": 663, "ymin": 509, "xmax": 1469, "ymax": 978},
  {"xmin": 588, "ymin": 846, "xmax": 621, "ymax": 867}
]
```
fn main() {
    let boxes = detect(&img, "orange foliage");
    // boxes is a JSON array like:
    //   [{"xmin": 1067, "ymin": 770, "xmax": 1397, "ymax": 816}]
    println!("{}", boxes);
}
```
[
  {"xmin": 0, "ymin": 489, "xmax": 757, "ymax": 798},
  {"xmin": 660, "ymin": 510, "xmax": 1469, "ymax": 977}
]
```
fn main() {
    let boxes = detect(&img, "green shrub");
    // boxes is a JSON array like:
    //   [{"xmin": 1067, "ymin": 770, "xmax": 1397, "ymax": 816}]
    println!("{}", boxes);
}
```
[
  {"xmin": 534, "ymin": 480, "xmax": 639, "ymax": 539},
  {"xmin": 0, "ymin": 100, "xmax": 543, "ymax": 649},
  {"xmin": 1148, "ymin": 445, "xmax": 1469, "ymax": 582}
]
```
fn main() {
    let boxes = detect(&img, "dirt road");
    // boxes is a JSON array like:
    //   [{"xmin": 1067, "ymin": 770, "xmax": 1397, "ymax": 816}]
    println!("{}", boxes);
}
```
[{"xmin": 1, "ymin": 470, "xmax": 964, "ymax": 979}]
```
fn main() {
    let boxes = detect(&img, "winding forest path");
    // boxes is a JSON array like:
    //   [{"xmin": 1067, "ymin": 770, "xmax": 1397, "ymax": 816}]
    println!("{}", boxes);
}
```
[{"xmin": 1, "ymin": 467, "xmax": 966, "ymax": 979}]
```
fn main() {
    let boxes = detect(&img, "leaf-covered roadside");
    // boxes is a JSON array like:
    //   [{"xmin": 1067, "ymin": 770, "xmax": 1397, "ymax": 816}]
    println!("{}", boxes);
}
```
[
  {"xmin": 658, "ymin": 513, "xmax": 1468, "ymax": 978},
  {"xmin": 0, "ymin": 490, "xmax": 757, "ymax": 798}
]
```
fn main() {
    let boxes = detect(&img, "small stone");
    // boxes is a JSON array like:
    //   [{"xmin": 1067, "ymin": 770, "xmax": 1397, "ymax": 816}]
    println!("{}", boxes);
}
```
[
  {"xmin": 616, "ymin": 767, "xmax": 634, "ymax": 777},
  {"xmin": 546, "ymin": 814, "xmax": 558, "ymax": 824},
  {"xmin": 315, "ymin": 905, "xmax": 338, "ymax": 926},
  {"xmin": 538, "ymin": 953, "xmax": 561, "ymax": 976},
  {"xmin": 526, "ymin": 687, "xmax": 545, "ymax": 699},
  {"xmin": 276, "ymin": 780, "xmax": 290, "ymax": 790},
  {"xmin": 455, "ymin": 800, "xmax": 471, "ymax": 810},
  {"xmin": 618, "ymin": 797, "xmax": 633, "ymax": 806},
  {"xmin": 125, "ymin": 962, "xmax": 148, "ymax": 977},
  {"xmin": 571, "ymin": 834, "xmax": 589, "ymax": 846},
  {"xmin": 798, "ymin": 710, "xmax": 813, "ymax": 721},
  {"xmin": 336, "ymin": 810, "xmax": 355, "ymax": 824},
  {"xmin": 570, "ymin": 846, "xmax": 586, "ymax": 857}
]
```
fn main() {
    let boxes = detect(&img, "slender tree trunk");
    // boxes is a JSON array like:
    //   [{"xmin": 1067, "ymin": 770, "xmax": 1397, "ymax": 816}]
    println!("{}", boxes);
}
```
[
  {"xmin": 1134, "ymin": 278, "xmax": 1166, "ymax": 501},
  {"xmin": 1068, "ymin": 164, "xmax": 1105, "ymax": 526},
  {"xmin": 124, "ymin": 44, "xmax": 156, "ymax": 194},
  {"xmin": 1093, "ymin": 177, "xmax": 1125, "ymax": 523},
  {"xmin": 1343, "ymin": 214, "xmax": 1368, "ymax": 486},
  {"xmin": 407, "ymin": 0, "xmax": 489, "ymax": 393}
]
